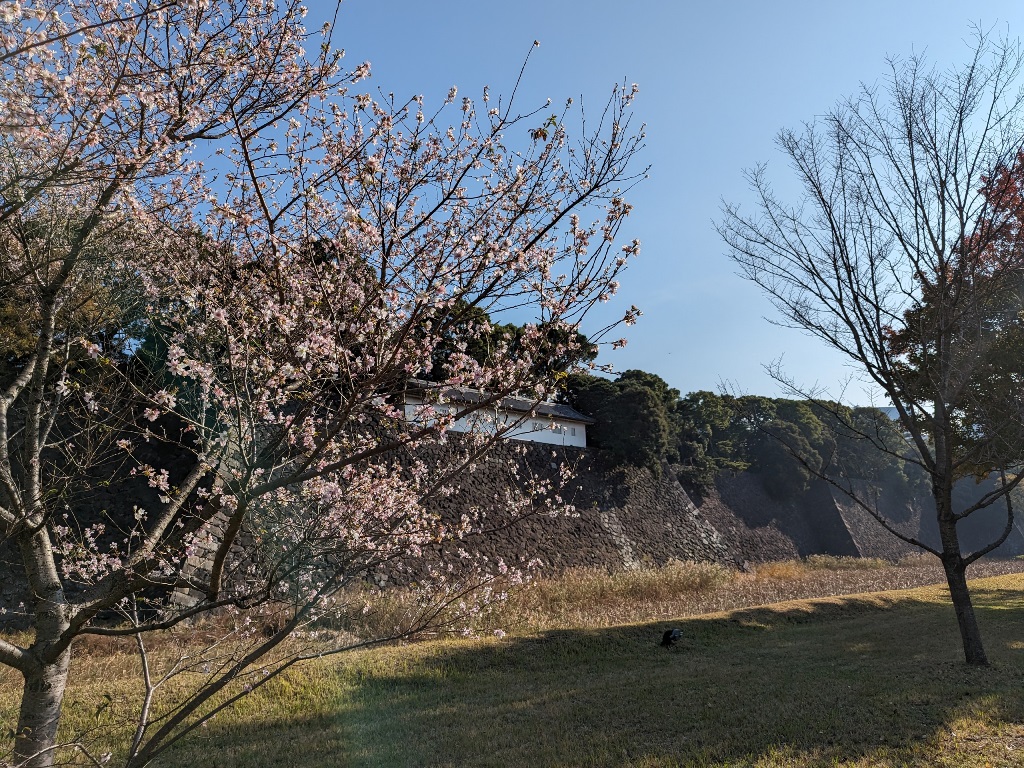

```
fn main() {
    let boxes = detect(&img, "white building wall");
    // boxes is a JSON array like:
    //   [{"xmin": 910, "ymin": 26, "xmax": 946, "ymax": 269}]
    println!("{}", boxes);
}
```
[
  {"xmin": 506, "ymin": 416, "xmax": 588, "ymax": 447},
  {"xmin": 405, "ymin": 398, "xmax": 588, "ymax": 448}
]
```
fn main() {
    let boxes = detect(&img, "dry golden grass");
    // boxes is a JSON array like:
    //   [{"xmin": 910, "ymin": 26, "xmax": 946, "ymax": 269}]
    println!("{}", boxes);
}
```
[
  {"xmin": 0, "ymin": 613, "xmax": 339, "ymax": 767},
  {"xmin": 482, "ymin": 555, "xmax": 1024, "ymax": 632},
  {"xmin": 3, "ymin": 557, "xmax": 1024, "ymax": 767},
  {"xmin": 488, "ymin": 559, "xmax": 734, "ymax": 630}
]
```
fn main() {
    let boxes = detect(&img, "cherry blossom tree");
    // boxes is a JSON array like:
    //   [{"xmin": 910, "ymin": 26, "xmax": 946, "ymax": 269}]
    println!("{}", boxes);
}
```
[{"xmin": 0, "ymin": 1, "xmax": 646, "ymax": 765}]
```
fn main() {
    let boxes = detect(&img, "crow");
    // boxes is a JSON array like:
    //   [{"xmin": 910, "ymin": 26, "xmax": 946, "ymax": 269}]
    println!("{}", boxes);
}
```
[{"xmin": 660, "ymin": 628, "xmax": 681, "ymax": 648}]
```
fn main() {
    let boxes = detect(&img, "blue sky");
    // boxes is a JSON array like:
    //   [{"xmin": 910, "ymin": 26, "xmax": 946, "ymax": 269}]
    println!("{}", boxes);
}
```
[{"xmin": 308, "ymin": 1, "xmax": 1024, "ymax": 403}]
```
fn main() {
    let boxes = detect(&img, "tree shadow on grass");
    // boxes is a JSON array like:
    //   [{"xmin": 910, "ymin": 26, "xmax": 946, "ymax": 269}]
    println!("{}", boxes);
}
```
[
  {"xmin": 157, "ymin": 584, "xmax": 1024, "ymax": 768},
  {"xmin": 336, "ymin": 589, "xmax": 1024, "ymax": 767},
  {"xmin": 155, "ymin": 710, "xmax": 351, "ymax": 768}
]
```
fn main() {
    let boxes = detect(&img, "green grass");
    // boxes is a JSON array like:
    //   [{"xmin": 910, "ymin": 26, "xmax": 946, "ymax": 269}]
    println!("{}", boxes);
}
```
[
  {"xmin": 158, "ymin": 574, "xmax": 1024, "ymax": 768},
  {"xmin": 4, "ymin": 562, "xmax": 1024, "ymax": 767}
]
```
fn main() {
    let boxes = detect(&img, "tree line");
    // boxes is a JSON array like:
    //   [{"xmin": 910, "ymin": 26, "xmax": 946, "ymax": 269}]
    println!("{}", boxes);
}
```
[{"xmin": 563, "ymin": 371, "xmax": 925, "ymax": 499}]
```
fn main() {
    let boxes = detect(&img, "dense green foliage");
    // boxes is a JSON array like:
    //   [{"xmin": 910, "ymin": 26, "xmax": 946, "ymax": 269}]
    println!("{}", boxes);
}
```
[
  {"xmin": 565, "ymin": 371, "xmax": 677, "ymax": 474},
  {"xmin": 564, "ymin": 372, "xmax": 923, "ymax": 496}
]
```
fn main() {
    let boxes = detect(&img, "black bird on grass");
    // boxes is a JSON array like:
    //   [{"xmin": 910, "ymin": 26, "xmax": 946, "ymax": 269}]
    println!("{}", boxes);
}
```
[{"xmin": 660, "ymin": 628, "xmax": 681, "ymax": 648}]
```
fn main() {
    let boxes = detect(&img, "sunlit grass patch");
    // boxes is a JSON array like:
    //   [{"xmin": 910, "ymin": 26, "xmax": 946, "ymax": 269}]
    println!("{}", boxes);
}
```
[{"xmin": 501, "ymin": 560, "xmax": 733, "ymax": 626}]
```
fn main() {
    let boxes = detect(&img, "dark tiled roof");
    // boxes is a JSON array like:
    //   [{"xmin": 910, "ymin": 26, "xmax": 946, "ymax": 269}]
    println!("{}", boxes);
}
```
[
  {"xmin": 508, "ymin": 396, "xmax": 596, "ymax": 424},
  {"xmin": 407, "ymin": 379, "xmax": 595, "ymax": 424}
]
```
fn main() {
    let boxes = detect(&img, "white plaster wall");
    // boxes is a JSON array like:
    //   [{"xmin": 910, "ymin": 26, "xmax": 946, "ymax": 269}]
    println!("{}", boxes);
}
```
[
  {"xmin": 507, "ymin": 417, "xmax": 587, "ymax": 447},
  {"xmin": 405, "ymin": 398, "xmax": 588, "ymax": 447}
]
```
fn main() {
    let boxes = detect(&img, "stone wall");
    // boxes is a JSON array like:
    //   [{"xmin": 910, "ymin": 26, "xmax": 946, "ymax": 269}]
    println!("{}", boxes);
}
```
[
  {"xmin": 829, "ymin": 479, "xmax": 922, "ymax": 561},
  {"xmin": 714, "ymin": 474, "xmax": 859, "ymax": 558},
  {"xmin": 415, "ymin": 445, "xmax": 882, "ymax": 573},
  {"xmin": 416, "ymin": 443, "xmax": 730, "ymax": 576},
  {"xmin": 7, "ymin": 441, "xmax": 1024, "ymax": 628},
  {"xmin": 421, "ymin": 446, "xmax": 1024, "ymax": 571}
]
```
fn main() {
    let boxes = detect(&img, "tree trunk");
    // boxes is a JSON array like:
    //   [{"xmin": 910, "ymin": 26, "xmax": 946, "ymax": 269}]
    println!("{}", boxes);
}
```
[
  {"xmin": 942, "ymin": 557, "xmax": 988, "ymax": 666},
  {"xmin": 13, "ymin": 649, "xmax": 71, "ymax": 768},
  {"xmin": 14, "ymin": 525, "xmax": 73, "ymax": 768},
  {"xmin": 932, "ymin": 467, "xmax": 989, "ymax": 667}
]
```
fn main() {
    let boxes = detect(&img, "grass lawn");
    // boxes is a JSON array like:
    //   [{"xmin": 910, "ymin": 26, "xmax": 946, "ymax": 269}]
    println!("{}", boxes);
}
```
[{"xmin": 154, "ymin": 572, "xmax": 1024, "ymax": 768}]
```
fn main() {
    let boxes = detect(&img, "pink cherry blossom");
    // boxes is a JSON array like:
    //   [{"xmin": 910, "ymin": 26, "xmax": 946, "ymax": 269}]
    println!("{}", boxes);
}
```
[{"xmin": 0, "ymin": 1, "xmax": 645, "ymax": 765}]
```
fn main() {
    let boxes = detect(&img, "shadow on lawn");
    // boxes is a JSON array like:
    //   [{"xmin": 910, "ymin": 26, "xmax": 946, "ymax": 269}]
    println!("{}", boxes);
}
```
[
  {"xmin": 334, "ymin": 586, "xmax": 1024, "ymax": 767},
  {"xmin": 159, "ymin": 710, "xmax": 350, "ymax": 768},
  {"xmin": 160, "ymin": 583, "xmax": 1024, "ymax": 768}
]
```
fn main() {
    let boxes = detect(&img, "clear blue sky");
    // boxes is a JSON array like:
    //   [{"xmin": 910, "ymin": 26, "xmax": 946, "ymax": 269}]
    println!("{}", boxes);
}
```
[{"xmin": 308, "ymin": 0, "xmax": 1024, "ymax": 403}]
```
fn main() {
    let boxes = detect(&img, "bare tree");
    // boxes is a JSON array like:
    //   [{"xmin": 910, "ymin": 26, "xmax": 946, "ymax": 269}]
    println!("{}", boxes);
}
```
[{"xmin": 719, "ymin": 32, "xmax": 1024, "ymax": 666}]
